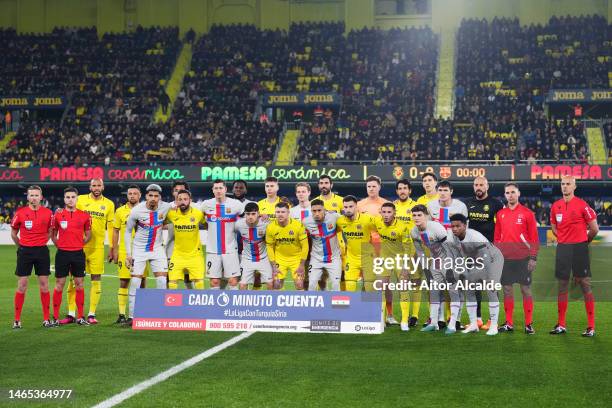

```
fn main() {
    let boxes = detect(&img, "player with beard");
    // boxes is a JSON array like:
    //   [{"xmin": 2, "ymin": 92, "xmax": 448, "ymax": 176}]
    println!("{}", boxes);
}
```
[{"xmin": 465, "ymin": 176, "xmax": 503, "ymax": 329}]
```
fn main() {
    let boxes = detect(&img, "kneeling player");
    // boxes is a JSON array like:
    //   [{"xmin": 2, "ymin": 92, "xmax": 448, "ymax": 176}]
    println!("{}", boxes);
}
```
[
  {"xmin": 303, "ymin": 199, "xmax": 342, "ymax": 291},
  {"xmin": 266, "ymin": 202, "xmax": 308, "ymax": 290},
  {"xmin": 125, "ymin": 184, "xmax": 173, "ymax": 326},
  {"xmin": 411, "ymin": 205, "xmax": 458, "ymax": 334},
  {"xmin": 166, "ymin": 190, "xmax": 206, "ymax": 289},
  {"xmin": 449, "ymin": 214, "xmax": 503, "ymax": 335},
  {"xmin": 236, "ymin": 202, "xmax": 273, "ymax": 290}
]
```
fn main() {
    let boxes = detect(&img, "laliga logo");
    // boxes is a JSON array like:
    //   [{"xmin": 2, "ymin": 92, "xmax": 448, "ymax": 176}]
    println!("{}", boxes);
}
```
[
  {"xmin": 164, "ymin": 293, "xmax": 183, "ymax": 307},
  {"xmin": 217, "ymin": 292, "xmax": 230, "ymax": 307}
]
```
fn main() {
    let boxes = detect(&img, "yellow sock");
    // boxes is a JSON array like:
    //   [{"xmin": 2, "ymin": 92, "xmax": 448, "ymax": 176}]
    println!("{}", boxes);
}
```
[
  {"xmin": 410, "ymin": 283, "xmax": 422, "ymax": 318},
  {"xmin": 67, "ymin": 279, "xmax": 76, "ymax": 316},
  {"xmin": 400, "ymin": 301, "xmax": 409, "ymax": 324},
  {"xmin": 345, "ymin": 281, "xmax": 357, "ymax": 292},
  {"xmin": 444, "ymin": 291, "xmax": 451, "ymax": 320},
  {"xmin": 117, "ymin": 287, "xmax": 128, "ymax": 315},
  {"xmin": 195, "ymin": 280, "xmax": 204, "ymax": 289},
  {"xmin": 89, "ymin": 280, "xmax": 101, "ymax": 316},
  {"xmin": 168, "ymin": 281, "xmax": 178, "ymax": 289},
  {"xmin": 382, "ymin": 299, "xmax": 387, "ymax": 320}
]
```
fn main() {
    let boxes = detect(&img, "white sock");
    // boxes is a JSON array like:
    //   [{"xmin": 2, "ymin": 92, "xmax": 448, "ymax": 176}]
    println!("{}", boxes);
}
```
[
  {"xmin": 488, "ymin": 290, "xmax": 500, "ymax": 327},
  {"xmin": 128, "ymin": 277, "xmax": 142, "ymax": 318},
  {"xmin": 156, "ymin": 276, "xmax": 167, "ymax": 289},
  {"xmin": 466, "ymin": 302, "xmax": 478, "ymax": 325},
  {"xmin": 227, "ymin": 285, "xmax": 238, "ymax": 290},
  {"xmin": 438, "ymin": 300, "xmax": 446, "ymax": 322},
  {"xmin": 210, "ymin": 286, "xmax": 220, "ymax": 290},
  {"xmin": 429, "ymin": 290, "xmax": 440, "ymax": 323},
  {"xmin": 448, "ymin": 290, "xmax": 461, "ymax": 328}
]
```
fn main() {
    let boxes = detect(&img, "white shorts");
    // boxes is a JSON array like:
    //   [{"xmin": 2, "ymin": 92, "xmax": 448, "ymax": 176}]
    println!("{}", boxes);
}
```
[
  {"xmin": 240, "ymin": 258, "xmax": 273, "ymax": 284},
  {"xmin": 206, "ymin": 253, "xmax": 241, "ymax": 279},
  {"xmin": 132, "ymin": 250, "xmax": 168, "ymax": 276},
  {"xmin": 308, "ymin": 258, "xmax": 342, "ymax": 291}
]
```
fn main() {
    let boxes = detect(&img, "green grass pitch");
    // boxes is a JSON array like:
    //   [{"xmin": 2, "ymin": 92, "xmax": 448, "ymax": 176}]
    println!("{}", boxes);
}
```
[{"xmin": 0, "ymin": 245, "xmax": 610, "ymax": 407}]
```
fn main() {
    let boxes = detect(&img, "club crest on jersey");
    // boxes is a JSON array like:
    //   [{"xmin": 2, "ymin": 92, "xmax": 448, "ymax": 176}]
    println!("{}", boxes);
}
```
[
  {"xmin": 60, "ymin": 220, "xmax": 68, "ymax": 229},
  {"xmin": 101, "ymin": 205, "xmax": 106, "ymax": 210},
  {"xmin": 226, "ymin": 208, "xmax": 231, "ymax": 214},
  {"xmin": 357, "ymin": 225, "xmax": 362, "ymax": 230},
  {"xmin": 332, "ymin": 202, "xmax": 337, "ymax": 207},
  {"xmin": 484, "ymin": 205, "xmax": 489, "ymax": 211},
  {"xmin": 24, "ymin": 220, "xmax": 33, "ymax": 230},
  {"xmin": 391, "ymin": 231, "xmax": 396, "ymax": 236},
  {"xmin": 328, "ymin": 224, "xmax": 334, "ymax": 230},
  {"xmin": 289, "ymin": 230, "xmax": 294, "ymax": 235},
  {"xmin": 190, "ymin": 217, "xmax": 195, "ymax": 223},
  {"xmin": 556, "ymin": 214, "xmax": 563, "ymax": 223}
]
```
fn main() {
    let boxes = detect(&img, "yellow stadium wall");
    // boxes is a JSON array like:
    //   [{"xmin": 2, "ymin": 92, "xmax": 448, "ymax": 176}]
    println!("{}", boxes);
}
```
[{"xmin": 1, "ymin": 0, "xmax": 610, "ymax": 34}]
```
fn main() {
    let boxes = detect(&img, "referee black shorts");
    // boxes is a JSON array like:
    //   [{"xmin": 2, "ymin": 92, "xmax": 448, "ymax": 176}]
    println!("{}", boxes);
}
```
[
  {"xmin": 55, "ymin": 249, "xmax": 86, "ymax": 278},
  {"xmin": 555, "ymin": 242, "xmax": 590, "ymax": 280},
  {"xmin": 15, "ymin": 246, "xmax": 50, "ymax": 277},
  {"xmin": 500, "ymin": 257, "xmax": 531, "ymax": 286}
]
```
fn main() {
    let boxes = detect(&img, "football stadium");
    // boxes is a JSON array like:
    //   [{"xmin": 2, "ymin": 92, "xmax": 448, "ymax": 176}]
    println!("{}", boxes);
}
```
[{"xmin": 1, "ymin": 0, "xmax": 611, "ymax": 406}]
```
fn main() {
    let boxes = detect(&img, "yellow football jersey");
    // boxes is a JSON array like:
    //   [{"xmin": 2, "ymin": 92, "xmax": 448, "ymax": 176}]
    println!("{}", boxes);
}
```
[
  {"xmin": 258, "ymin": 197, "xmax": 281, "ymax": 220},
  {"xmin": 337, "ymin": 213, "xmax": 375, "ymax": 258},
  {"xmin": 372, "ymin": 216, "xmax": 413, "ymax": 257},
  {"xmin": 166, "ymin": 207, "xmax": 205, "ymax": 256},
  {"xmin": 113, "ymin": 203, "xmax": 136, "ymax": 253},
  {"xmin": 416, "ymin": 193, "xmax": 439, "ymax": 207},
  {"xmin": 265, "ymin": 218, "xmax": 308, "ymax": 265},
  {"xmin": 312, "ymin": 193, "xmax": 343, "ymax": 213},
  {"xmin": 77, "ymin": 194, "xmax": 114, "ymax": 249},
  {"xmin": 393, "ymin": 198, "xmax": 417, "ymax": 230}
]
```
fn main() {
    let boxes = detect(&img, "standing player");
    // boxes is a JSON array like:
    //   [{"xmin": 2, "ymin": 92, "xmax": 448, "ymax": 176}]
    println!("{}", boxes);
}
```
[
  {"xmin": 110, "ymin": 185, "xmax": 145, "ymax": 324},
  {"xmin": 51, "ymin": 187, "xmax": 91, "ymax": 326},
  {"xmin": 448, "ymin": 214, "xmax": 503, "ymax": 336},
  {"xmin": 393, "ymin": 179, "xmax": 420, "ymax": 327},
  {"xmin": 550, "ymin": 176, "xmax": 599, "ymax": 337},
  {"xmin": 124, "ymin": 184, "xmax": 173, "ymax": 325},
  {"xmin": 266, "ymin": 202, "xmax": 309, "ymax": 290},
  {"xmin": 357, "ymin": 176, "xmax": 393, "ymax": 321},
  {"xmin": 168, "ymin": 181, "xmax": 193, "ymax": 289},
  {"xmin": 166, "ymin": 190, "xmax": 206, "ymax": 290},
  {"xmin": 64, "ymin": 179, "xmax": 114, "ymax": 325},
  {"xmin": 427, "ymin": 181, "xmax": 468, "ymax": 230},
  {"xmin": 373, "ymin": 203, "xmax": 413, "ymax": 331},
  {"xmin": 303, "ymin": 199, "xmax": 343, "ymax": 291},
  {"xmin": 231, "ymin": 180, "xmax": 250, "ymax": 203},
  {"xmin": 235, "ymin": 202, "xmax": 273, "ymax": 290},
  {"xmin": 201, "ymin": 180, "xmax": 245, "ymax": 290},
  {"xmin": 313, "ymin": 175, "xmax": 343, "ymax": 212},
  {"xmin": 410, "ymin": 205, "xmax": 457, "ymax": 334},
  {"xmin": 337, "ymin": 196, "xmax": 376, "ymax": 292},
  {"xmin": 290, "ymin": 182, "xmax": 312, "ymax": 221},
  {"xmin": 415, "ymin": 172, "xmax": 439, "ymax": 206},
  {"xmin": 11, "ymin": 185, "xmax": 54, "ymax": 329},
  {"xmin": 465, "ymin": 176, "xmax": 503, "ymax": 329},
  {"xmin": 494, "ymin": 183, "xmax": 539, "ymax": 334},
  {"xmin": 258, "ymin": 177, "xmax": 281, "ymax": 220}
]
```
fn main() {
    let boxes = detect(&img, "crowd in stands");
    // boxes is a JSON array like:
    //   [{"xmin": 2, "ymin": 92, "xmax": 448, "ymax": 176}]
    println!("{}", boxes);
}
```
[
  {"xmin": 0, "ymin": 17, "xmax": 610, "ymax": 166},
  {"xmin": 604, "ymin": 121, "xmax": 612, "ymax": 163}
]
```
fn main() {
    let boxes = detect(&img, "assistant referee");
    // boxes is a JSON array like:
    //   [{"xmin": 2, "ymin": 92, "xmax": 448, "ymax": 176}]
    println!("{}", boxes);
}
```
[{"xmin": 549, "ymin": 176, "xmax": 599, "ymax": 337}]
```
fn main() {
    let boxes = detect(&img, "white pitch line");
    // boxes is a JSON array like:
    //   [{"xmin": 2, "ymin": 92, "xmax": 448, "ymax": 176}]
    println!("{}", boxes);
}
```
[{"xmin": 91, "ymin": 331, "xmax": 254, "ymax": 408}]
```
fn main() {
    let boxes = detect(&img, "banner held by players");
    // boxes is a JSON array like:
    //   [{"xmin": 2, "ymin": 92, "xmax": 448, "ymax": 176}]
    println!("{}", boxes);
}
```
[{"xmin": 133, "ymin": 289, "xmax": 384, "ymax": 334}]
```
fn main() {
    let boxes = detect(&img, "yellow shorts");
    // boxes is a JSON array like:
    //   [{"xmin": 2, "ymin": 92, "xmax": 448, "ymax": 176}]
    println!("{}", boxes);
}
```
[
  {"xmin": 117, "ymin": 252, "xmax": 150, "ymax": 279},
  {"xmin": 344, "ymin": 257, "xmax": 363, "ymax": 282},
  {"xmin": 84, "ymin": 246, "xmax": 105, "ymax": 275},
  {"xmin": 169, "ymin": 255, "xmax": 204, "ymax": 281},
  {"xmin": 276, "ymin": 261, "xmax": 303, "ymax": 281}
]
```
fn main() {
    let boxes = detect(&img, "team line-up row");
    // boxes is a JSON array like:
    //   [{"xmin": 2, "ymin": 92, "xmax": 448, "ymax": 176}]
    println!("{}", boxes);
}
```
[{"xmin": 9, "ymin": 173, "xmax": 599, "ymax": 337}]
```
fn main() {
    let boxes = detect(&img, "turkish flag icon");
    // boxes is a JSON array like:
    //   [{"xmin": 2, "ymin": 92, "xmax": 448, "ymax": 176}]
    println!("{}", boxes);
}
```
[{"xmin": 164, "ymin": 293, "xmax": 183, "ymax": 307}]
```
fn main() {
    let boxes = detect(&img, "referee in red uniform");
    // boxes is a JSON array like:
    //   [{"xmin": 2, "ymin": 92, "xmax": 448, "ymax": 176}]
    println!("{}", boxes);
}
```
[
  {"xmin": 494, "ymin": 183, "xmax": 539, "ymax": 334},
  {"xmin": 10, "ymin": 185, "xmax": 54, "ymax": 329},
  {"xmin": 51, "ymin": 187, "xmax": 92, "ymax": 326},
  {"xmin": 549, "ymin": 176, "xmax": 599, "ymax": 337}
]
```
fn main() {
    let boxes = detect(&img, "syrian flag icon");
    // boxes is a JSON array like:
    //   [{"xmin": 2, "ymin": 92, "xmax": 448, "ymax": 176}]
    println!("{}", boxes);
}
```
[{"xmin": 331, "ymin": 295, "xmax": 350, "ymax": 307}]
